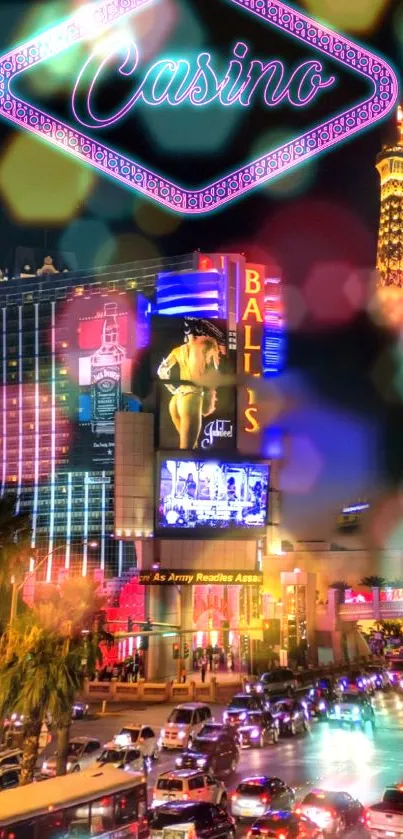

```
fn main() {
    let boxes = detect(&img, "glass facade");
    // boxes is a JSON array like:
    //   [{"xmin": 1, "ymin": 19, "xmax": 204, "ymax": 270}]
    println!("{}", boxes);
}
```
[{"xmin": 0, "ymin": 255, "xmax": 194, "ymax": 579}]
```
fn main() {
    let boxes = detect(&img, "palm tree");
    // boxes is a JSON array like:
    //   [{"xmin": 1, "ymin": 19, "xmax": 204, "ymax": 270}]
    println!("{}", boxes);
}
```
[
  {"xmin": 35, "ymin": 578, "xmax": 108, "ymax": 776},
  {"xmin": 0, "ymin": 577, "xmax": 109, "ymax": 783},
  {"xmin": 360, "ymin": 575, "xmax": 387, "ymax": 587},
  {"xmin": 0, "ymin": 618, "xmax": 62, "ymax": 783}
]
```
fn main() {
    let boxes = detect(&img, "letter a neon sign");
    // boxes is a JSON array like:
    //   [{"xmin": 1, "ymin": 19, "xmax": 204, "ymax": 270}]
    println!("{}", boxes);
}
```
[{"xmin": 0, "ymin": 0, "xmax": 398, "ymax": 215}]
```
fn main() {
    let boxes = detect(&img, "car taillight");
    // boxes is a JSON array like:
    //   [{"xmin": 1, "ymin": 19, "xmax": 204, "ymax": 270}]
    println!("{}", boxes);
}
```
[
  {"xmin": 294, "ymin": 808, "xmax": 301, "ymax": 815},
  {"xmin": 324, "ymin": 809, "xmax": 335, "ymax": 820},
  {"xmin": 260, "ymin": 794, "xmax": 269, "ymax": 804},
  {"xmin": 278, "ymin": 833, "xmax": 286, "ymax": 839},
  {"xmin": 232, "ymin": 793, "xmax": 239, "ymax": 802},
  {"xmin": 182, "ymin": 793, "xmax": 189, "ymax": 800}
]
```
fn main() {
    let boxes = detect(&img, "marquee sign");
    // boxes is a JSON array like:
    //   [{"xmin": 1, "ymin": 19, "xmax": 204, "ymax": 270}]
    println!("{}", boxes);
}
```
[
  {"xmin": 0, "ymin": 0, "xmax": 397, "ymax": 214},
  {"xmin": 138, "ymin": 569, "xmax": 263, "ymax": 585}
]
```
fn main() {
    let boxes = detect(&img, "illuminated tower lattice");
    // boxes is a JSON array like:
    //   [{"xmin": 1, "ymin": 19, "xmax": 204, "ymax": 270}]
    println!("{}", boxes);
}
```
[{"xmin": 376, "ymin": 106, "xmax": 403, "ymax": 288}]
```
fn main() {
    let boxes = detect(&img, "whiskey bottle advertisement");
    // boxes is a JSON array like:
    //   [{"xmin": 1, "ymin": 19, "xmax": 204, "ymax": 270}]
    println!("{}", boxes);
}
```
[{"xmin": 90, "ymin": 302, "xmax": 126, "ymax": 434}]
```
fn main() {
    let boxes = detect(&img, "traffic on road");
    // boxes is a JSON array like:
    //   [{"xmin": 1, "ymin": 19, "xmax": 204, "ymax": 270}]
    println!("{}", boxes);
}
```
[{"xmin": 1, "ymin": 664, "xmax": 403, "ymax": 839}]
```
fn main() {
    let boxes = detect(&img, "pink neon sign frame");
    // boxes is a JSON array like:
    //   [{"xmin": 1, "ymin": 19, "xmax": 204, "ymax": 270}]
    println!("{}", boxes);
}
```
[{"xmin": 0, "ymin": 0, "xmax": 398, "ymax": 215}]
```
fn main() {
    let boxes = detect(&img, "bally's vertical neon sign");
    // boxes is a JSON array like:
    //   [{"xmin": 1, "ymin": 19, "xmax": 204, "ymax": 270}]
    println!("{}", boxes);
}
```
[
  {"xmin": 237, "ymin": 264, "xmax": 265, "ymax": 453},
  {"xmin": 0, "ymin": 0, "xmax": 398, "ymax": 214}
]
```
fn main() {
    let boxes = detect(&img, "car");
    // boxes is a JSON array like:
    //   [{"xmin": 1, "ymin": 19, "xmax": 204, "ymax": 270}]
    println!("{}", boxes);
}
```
[
  {"xmin": 0, "ymin": 749, "xmax": 22, "ymax": 771},
  {"xmin": 96, "ymin": 741, "xmax": 144, "ymax": 772},
  {"xmin": 147, "ymin": 800, "xmax": 236, "ymax": 839},
  {"xmin": 366, "ymin": 665, "xmax": 391, "ymax": 691},
  {"xmin": 115, "ymin": 724, "xmax": 160, "ymax": 759},
  {"xmin": 0, "ymin": 765, "xmax": 20, "ymax": 791},
  {"xmin": 339, "ymin": 670, "xmax": 373, "ymax": 695},
  {"xmin": 248, "ymin": 810, "xmax": 323, "ymax": 839},
  {"xmin": 198, "ymin": 721, "xmax": 240, "ymax": 745},
  {"xmin": 250, "ymin": 668, "xmax": 298, "ymax": 697},
  {"xmin": 303, "ymin": 688, "xmax": 328, "ymax": 719},
  {"xmin": 327, "ymin": 690, "xmax": 375, "ymax": 728},
  {"xmin": 41, "ymin": 736, "xmax": 102, "ymax": 777},
  {"xmin": 298, "ymin": 789, "xmax": 365, "ymax": 835},
  {"xmin": 231, "ymin": 776, "xmax": 295, "ymax": 821},
  {"xmin": 159, "ymin": 704, "xmax": 212, "ymax": 750},
  {"xmin": 152, "ymin": 769, "xmax": 228, "ymax": 808},
  {"xmin": 72, "ymin": 701, "xmax": 89, "ymax": 720},
  {"xmin": 175, "ymin": 730, "xmax": 239, "ymax": 775},
  {"xmin": 387, "ymin": 659, "xmax": 403, "ymax": 689},
  {"xmin": 223, "ymin": 694, "xmax": 265, "ymax": 727},
  {"xmin": 238, "ymin": 710, "xmax": 279, "ymax": 748},
  {"xmin": 270, "ymin": 698, "xmax": 310, "ymax": 736}
]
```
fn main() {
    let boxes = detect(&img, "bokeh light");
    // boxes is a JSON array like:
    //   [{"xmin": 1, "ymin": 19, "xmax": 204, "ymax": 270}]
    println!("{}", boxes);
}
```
[
  {"xmin": 133, "ymin": 199, "xmax": 182, "ymax": 236},
  {"xmin": 302, "ymin": 262, "xmax": 366, "ymax": 327},
  {"xmin": 283, "ymin": 286, "xmax": 308, "ymax": 330},
  {"xmin": 59, "ymin": 218, "xmax": 114, "ymax": 268},
  {"xmin": 86, "ymin": 180, "xmax": 134, "ymax": 221},
  {"xmin": 96, "ymin": 232, "xmax": 161, "ymax": 267},
  {"xmin": 300, "ymin": 0, "xmax": 391, "ymax": 34},
  {"xmin": 0, "ymin": 134, "xmax": 95, "ymax": 224}
]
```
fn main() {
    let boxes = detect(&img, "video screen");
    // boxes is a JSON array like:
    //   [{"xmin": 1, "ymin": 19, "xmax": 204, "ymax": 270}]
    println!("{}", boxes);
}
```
[{"xmin": 156, "ymin": 458, "xmax": 269, "ymax": 535}]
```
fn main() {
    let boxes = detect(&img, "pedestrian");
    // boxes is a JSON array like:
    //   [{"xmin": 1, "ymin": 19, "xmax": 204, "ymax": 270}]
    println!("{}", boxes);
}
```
[
  {"xmin": 208, "ymin": 651, "xmax": 213, "ymax": 671},
  {"xmin": 201, "ymin": 660, "xmax": 207, "ymax": 683},
  {"xmin": 181, "ymin": 666, "xmax": 187, "ymax": 683},
  {"xmin": 133, "ymin": 651, "xmax": 140, "ymax": 683}
]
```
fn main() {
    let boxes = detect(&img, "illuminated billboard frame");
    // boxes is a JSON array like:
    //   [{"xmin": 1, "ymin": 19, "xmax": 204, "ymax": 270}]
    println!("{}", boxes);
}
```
[
  {"xmin": 155, "ymin": 452, "xmax": 269, "ymax": 539},
  {"xmin": 0, "ymin": 0, "xmax": 397, "ymax": 214}
]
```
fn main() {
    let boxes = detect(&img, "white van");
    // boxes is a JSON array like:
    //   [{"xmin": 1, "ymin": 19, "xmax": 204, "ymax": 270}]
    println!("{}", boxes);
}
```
[{"xmin": 159, "ymin": 703, "xmax": 212, "ymax": 750}]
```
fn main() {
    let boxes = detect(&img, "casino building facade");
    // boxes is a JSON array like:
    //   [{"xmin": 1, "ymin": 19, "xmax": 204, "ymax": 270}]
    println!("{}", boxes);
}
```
[{"xmin": 0, "ymin": 251, "xmax": 285, "ymax": 678}]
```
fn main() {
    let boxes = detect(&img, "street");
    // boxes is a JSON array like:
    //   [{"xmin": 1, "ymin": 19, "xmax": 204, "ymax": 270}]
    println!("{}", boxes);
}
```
[{"xmin": 63, "ymin": 691, "xmax": 403, "ymax": 813}]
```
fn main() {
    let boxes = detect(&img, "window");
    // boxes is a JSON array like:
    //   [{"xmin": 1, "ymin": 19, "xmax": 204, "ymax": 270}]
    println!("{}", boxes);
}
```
[
  {"xmin": 0, "ymin": 768, "xmax": 20, "ymax": 788},
  {"xmin": 2, "ymin": 821, "xmax": 35, "ymax": 839},
  {"xmin": 115, "ymin": 788, "xmax": 143, "ymax": 826},
  {"xmin": 142, "ymin": 727, "xmax": 154, "ymax": 739},
  {"xmin": 85, "ymin": 740, "xmax": 100, "ymax": 753},
  {"xmin": 89, "ymin": 795, "xmax": 114, "ymax": 834},
  {"xmin": 37, "ymin": 811, "xmax": 67, "ymax": 839},
  {"xmin": 189, "ymin": 775, "xmax": 204, "ymax": 791}
]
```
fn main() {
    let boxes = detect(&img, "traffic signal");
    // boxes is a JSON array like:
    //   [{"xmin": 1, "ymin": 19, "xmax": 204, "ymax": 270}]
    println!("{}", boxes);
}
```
[
  {"xmin": 183, "ymin": 641, "xmax": 190, "ymax": 658},
  {"xmin": 173, "ymin": 643, "xmax": 180, "ymax": 660}
]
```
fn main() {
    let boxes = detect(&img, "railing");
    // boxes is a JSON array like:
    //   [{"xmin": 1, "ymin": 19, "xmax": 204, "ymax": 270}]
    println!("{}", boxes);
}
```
[{"xmin": 84, "ymin": 675, "xmax": 245, "ymax": 704}]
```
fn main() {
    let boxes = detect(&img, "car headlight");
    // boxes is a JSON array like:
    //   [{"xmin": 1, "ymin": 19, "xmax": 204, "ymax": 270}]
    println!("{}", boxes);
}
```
[
  {"xmin": 318, "ymin": 701, "xmax": 326, "ymax": 711},
  {"xmin": 197, "ymin": 757, "xmax": 207, "ymax": 767},
  {"xmin": 400, "ymin": 680, "xmax": 403, "ymax": 688},
  {"xmin": 357, "ymin": 680, "xmax": 363, "ymax": 688},
  {"xmin": 42, "ymin": 761, "xmax": 48, "ymax": 771},
  {"xmin": 309, "ymin": 689, "xmax": 315, "ymax": 697},
  {"xmin": 255, "ymin": 684, "xmax": 263, "ymax": 694},
  {"xmin": 223, "ymin": 712, "xmax": 228, "ymax": 722},
  {"xmin": 283, "ymin": 715, "xmax": 290, "ymax": 723},
  {"xmin": 334, "ymin": 704, "xmax": 340, "ymax": 717},
  {"xmin": 239, "ymin": 712, "xmax": 247, "ymax": 720},
  {"xmin": 177, "ymin": 730, "xmax": 186, "ymax": 739},
  {"xmin": 352, "ymin": 706, "xmax": 361, "ymax": 718},
  {"xmin": 66, "ymin": 762, "xmax": 73, "ymax": 771},
  {"xmin": 250, "ymin": 728, "xmax": 260, "ymax": 738},
  {"xmin": 175, "ymin": 757, "xmax": 183, "ymax": 767},
  {"xmin": 160, "ymin": 729, "xmax": 166, "ymax": 738},
  {"xmin": 245, "ymin": 684, "xmax": 251, "ymax": 694}
]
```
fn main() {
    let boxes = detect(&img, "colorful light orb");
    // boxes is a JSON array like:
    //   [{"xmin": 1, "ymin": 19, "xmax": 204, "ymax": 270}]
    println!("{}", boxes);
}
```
[
  {"xmin": 300, "ymin": 0, "xmax": 391, "ymax": 34},
  {"xmin": 98, "ymin": 231, "xmax": 161, "ymax": 266},
  {"xmin": 133, "ymin": 199, "xmax": 182, "ymax": 236},
  {"xmin": 302, "ymin": 261, "xmax": 365, "ymax": 326},
  {"xmin": 59, "ymin": 217, "xmax": 114, "ymax": 268},
  {"xmin": 0, "ymin": 133, "xmax": 95, "ymax": 224},
  {"xmin": 282, "ymin": 286, "xmax": 308, "ymax": 330}
]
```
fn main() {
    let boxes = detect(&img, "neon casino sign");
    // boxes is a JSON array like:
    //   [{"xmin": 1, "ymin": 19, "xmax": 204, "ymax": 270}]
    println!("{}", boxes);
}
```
[{"xmin": 0, "ymin": 0, "xmax": 398, "ymax": 215}]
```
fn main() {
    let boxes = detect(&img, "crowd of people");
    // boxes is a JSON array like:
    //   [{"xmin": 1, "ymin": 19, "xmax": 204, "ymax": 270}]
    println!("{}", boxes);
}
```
[{"xmin": 0, "ymin": 255, "xmax": 71, "ymax": 281}]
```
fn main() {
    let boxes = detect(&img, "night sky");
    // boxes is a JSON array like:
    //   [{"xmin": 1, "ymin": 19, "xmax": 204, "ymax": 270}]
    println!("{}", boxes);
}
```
[{"xmin": 0, "ymin": 0, "xmax": 401, "ymax": 543}]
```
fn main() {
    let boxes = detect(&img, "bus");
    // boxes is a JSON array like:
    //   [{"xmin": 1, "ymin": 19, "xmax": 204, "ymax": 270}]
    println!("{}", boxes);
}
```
[{"xmin": 0, "ymin": 765, "xmax": 148, "ymax": 839}]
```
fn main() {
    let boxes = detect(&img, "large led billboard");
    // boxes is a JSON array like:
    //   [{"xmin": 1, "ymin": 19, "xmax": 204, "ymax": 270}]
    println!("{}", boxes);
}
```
[
  {"xmin": 156, "ymin": 456, "xmax": 269, "ymax": 537},
  {"xmin": 152, "ymin": 315, "xmax": 236, "ymax": 452},
  {"xmin": 58, "ymin": 292, "xmax": 138, "ymax": 469}
]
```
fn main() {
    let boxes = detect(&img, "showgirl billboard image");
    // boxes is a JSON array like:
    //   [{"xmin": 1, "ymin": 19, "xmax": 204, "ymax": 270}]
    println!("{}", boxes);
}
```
[{"xmin": 153, "ymin": 316, "xmax": 236, "ymax": 452}]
